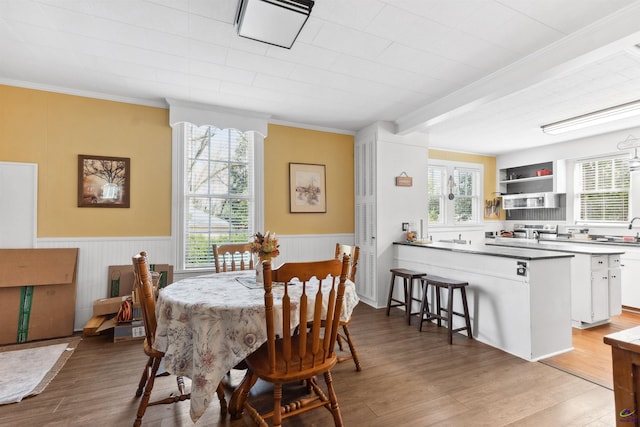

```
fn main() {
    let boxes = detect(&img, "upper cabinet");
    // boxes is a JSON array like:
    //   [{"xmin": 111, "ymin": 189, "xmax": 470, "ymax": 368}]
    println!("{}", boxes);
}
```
[{"xmin": 498, "ymin": 160, "xmax": 565, "ymax": 195}]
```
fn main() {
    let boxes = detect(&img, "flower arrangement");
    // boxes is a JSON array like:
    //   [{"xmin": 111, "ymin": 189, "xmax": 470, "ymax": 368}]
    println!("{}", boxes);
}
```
[{"xmin": 250, "ymin": 231, "xmax": 280, "ymax": 260}]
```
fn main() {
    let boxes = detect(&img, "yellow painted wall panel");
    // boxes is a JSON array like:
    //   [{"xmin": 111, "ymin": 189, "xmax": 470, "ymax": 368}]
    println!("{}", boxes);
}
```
[
  {"xmin": 265, "ymin": 124, "xmax": 354, "ymax": 234},
  {"xmin": 0, "ymin": 85, "xmax": 171, "ymax": 237}
]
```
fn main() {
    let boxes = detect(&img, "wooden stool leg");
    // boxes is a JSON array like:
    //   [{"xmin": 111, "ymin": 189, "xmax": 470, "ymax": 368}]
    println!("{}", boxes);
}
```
[
  {"xmin": 435, "ymin": 286, "xmax": 442, "ymax": 327},
  {"xmin": 419, "ymin": 280, "xmax": 428, "ymax": 332},
  {"xmin": 386, "ymin": 273, "xmax": 396, "ymax": 316},
  {"xmin": 460, "ymin": 287, "xmax": 473, "ymax": 339},
  {"xmin": 403, "ymin": 278, "xmax": 410, "ymax": 324},
  {"xmin": 447, "ymin": 285, "xmax": 454, "ymax": 345}
]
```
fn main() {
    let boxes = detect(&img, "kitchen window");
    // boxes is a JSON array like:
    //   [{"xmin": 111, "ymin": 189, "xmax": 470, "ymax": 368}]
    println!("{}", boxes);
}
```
[
  {"xmin": 575, "ymin": 155, "xmax": 630, "ymax": 223},
  {"xmin": 176, "ymin": 123, "xmax": 256, "ymax": 270},
  {"xmin": 428, "ymin": 161, "xmax": 482, "ymax": 226}
]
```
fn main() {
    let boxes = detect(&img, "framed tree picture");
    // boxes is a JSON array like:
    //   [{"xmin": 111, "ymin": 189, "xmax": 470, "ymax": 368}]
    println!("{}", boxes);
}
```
[
  {"xmin": 78, "ymin": 155, "xmax": 130, "ymax": 208},
  {"xmin": 289, "ymin": 162, "xmax": 326, "ymax": 213}
]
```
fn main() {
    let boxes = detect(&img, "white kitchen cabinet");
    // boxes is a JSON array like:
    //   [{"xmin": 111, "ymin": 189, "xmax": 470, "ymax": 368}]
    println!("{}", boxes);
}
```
[
  {"xmin": 354, "ymin": 122, "xmax": 428, "ymax": 307},
  {"xmin": 621, "ymin": 248, "xmax": 640, "ymax": 309},
  {"xmin": 572, "ymin": 254, "xmax": 612, "ymax": 327},
  {"xmin": 498, "ymin": 160, "xmax": 565, "ymax": 196},
  {"xmin": 609, "ymin": 254, "xmax": 622, "ymax": 316}
]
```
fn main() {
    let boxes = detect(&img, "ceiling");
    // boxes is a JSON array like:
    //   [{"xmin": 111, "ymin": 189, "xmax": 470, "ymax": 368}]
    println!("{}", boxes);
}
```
[{"xmin": 2, "ymin": 0, "xmax": 640, "ymax": 155}]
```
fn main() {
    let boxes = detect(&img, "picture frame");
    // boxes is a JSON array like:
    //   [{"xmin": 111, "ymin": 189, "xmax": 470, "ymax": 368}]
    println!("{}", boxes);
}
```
[
  {"xmin": 289, "ymin": 162, "xmax": 326, "ymax": 213},
  {"xmin": 78, "ymin": 155, "xmax": 130, "ymax": 208}
]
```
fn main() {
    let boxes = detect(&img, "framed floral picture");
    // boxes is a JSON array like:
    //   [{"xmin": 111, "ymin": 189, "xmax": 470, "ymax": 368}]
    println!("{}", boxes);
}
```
[
  {"xmin": 78, "ymin": 155, "xmax": 130, "ymax": 208},
  {"xmin": 289, "ymin": 162, "xmax": 326, "ymax": 213}
]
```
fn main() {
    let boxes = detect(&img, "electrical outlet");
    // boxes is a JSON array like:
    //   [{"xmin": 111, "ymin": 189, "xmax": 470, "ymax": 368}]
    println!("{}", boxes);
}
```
[
  {"xmin": 517, "ymin": 261, "xmax": 527, "ymax": 276},
  {"xmin": 402, "ymin": 222, "xmax": 409, "ymax": 231}
]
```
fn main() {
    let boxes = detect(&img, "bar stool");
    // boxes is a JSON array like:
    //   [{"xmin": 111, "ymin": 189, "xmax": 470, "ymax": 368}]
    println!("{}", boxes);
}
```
[
  {"xmin": 419, "ymin": 275, "xmax": 473, "ymax": 344},
  {"xmin": 386, "ymin": 268, "xmax": 427, "ymax": 325}
]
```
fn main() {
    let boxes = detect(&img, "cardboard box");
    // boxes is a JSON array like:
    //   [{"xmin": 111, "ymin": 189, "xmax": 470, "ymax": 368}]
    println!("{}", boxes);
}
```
[
  {"xmin": 0, "ymin": 248, "xmax": 78, "ymax": 345},
  {"xmin": 114, "ymin": 320, "xmax": 145, "ymax": 342},
  {"xmin": 93, "ymin": 295, "xmax": 128, "ymax": 317},
  {"xmin": 107, "ymin": 264, "xmax": 173, "ymax": 298}
]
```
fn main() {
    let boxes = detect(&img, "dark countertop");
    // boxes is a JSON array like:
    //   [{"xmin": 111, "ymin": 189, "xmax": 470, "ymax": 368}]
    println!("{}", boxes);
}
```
[
  {"xmin": 485, "ymin": 238, "xmax": 625, "ymax": 255},
  {"xmin": 394, "ymin": 241, "xmax": 575, "ymax": 261}
]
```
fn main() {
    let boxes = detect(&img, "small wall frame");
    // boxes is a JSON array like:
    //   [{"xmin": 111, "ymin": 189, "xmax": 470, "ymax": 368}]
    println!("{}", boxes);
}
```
[
  {"xmin": 78, "ymin": 155, "xmax": 130, "ymax": 208},
  {"xmin": 289, "ymin": 162, "xmax": 326, "ymax": 213},
  {"xmin": 395, "ymin": 172, "xmax": 413, "ymax": 187}
]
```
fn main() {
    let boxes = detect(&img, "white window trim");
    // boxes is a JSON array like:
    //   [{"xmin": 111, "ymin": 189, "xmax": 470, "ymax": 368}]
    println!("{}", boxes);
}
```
[
  {"xmin": 428, "ymin": 159, "xmax": 484, "ymax": 228},
  {"xmin": 572, "ymin": 152, "xmax": 631, "ymax": 226},
  {"xmin": 168, "ymin": 101, "xmax": 267, "ymax": 273}
]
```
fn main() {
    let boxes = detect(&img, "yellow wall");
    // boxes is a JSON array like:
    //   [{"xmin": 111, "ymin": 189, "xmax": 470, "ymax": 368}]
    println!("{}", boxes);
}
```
[
  {"xmin": 265, "ymin": 124, "xmax": 354, "ymax": 234},
  {"xmin": 0, "ymin": 85, "xmax": 172, "ymax": 237},
  {"xmin": 429, "ymin": 149, "xmax": 502, "ymax": 220},
  {"xmin": 0, "ymin": 85, "xmax": 355, "ymax": 238}
]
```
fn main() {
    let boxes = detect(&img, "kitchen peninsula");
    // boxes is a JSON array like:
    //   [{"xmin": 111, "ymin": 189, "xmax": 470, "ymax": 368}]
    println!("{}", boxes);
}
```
[
  {"xmin": 487, "ymin": 238, "xmax": 624, "ymax": 329},
  {"xmin": 394, "ymin": 241, "xmax": 575, "ymax": 361}
]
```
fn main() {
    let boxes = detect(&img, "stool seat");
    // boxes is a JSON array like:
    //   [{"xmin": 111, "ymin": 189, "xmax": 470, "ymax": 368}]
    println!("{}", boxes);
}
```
[
  {"xmin": 423, "ymin": 275, "xmax": 467, "ymax": 287},
  {"xmin": 420, "ymin": 275, "xmax": 473, "ymax": 344},
  {"xmin": 386, "ymin": 269, "xmax": 426, "ymax": 325}
]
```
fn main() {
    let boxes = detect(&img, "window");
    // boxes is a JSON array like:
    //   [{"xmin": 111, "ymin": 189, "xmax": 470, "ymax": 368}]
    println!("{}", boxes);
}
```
[
  {"xmin": 428, "ymin": 166, "xmax": 445, "ymax": 224},
  {"xmin": 180, "ymin": 123, "xmax": 255, "ymax": 269},
  {"xmin": 428, "ymin": 161, "xmax": 482, "ymax": 225},
  {"xmin": 575, "ymin": 155, "xmax": 630, "ymax": 223}
]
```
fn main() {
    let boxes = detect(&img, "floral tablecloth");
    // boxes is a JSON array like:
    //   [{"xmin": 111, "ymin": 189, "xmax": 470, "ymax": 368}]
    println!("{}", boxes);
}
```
[{"xmin": 153, "ymin": 270, "xmax": 359, "ymax": 422}]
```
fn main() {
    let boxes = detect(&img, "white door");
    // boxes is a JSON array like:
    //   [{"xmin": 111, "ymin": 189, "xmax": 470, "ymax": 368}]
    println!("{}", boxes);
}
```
[
  {"xmin": 0, "ymin": 162, "xmax": 37, "ymax": 248},
  {"xmin": 355, "ymin": 131, "xmax": 377, "ymax": 304}
]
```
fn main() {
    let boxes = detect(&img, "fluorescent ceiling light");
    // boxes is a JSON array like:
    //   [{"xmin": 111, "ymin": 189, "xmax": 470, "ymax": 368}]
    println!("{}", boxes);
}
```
[
  {"xmin": 235, "ymin": 0, "xmax": 314, "ymax": 49},
  {"xmin": 541, "ymin": 99, "xmax": 640, "ymax": 135}
]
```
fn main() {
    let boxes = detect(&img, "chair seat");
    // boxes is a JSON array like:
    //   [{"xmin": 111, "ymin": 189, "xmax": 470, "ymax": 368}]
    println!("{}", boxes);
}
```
[{"xmin": 246, "ymin": 338, "xmax": 338, "ymax": 384}]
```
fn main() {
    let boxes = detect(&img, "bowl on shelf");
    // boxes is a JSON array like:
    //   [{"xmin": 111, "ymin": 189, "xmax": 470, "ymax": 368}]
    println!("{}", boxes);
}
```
[{"xmin": 535, "ymin": 169, "xmax": 552, "ymax": 176}]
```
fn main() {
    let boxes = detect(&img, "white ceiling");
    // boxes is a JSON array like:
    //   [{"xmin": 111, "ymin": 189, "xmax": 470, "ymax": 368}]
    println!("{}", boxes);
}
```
[{"xmin": 2, "ymin": 0, "xmax": 640, "ymax": 155}]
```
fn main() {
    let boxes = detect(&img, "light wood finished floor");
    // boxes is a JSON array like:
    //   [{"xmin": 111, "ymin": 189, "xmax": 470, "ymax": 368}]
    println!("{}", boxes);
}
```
[
  {"xmin": 0, "ymin": 304, "xmax": 616, "ymax": 426},
  {"xmin": 542, "ymin": 308, "xmax": 640, "ymax": 390}
]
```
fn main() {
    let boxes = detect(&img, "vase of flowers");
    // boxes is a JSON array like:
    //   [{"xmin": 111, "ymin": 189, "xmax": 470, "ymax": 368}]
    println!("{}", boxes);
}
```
[{"xmin": 250, "ymin": 231, "xmax": 280, "ymax": 284}]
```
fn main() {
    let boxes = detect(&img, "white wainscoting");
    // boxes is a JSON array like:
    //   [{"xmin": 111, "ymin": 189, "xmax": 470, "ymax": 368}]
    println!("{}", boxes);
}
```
[
  {"xmin": 37, "ymin": 237, "xmax": 173, "ymax": 331},
  {"xmin": 38, "ymin": 233, "xmax": 354, "ymax": 332}
]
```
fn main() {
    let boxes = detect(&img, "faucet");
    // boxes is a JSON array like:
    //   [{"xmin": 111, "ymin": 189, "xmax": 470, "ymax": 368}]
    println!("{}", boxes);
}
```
[
  {"xmin": 629, "ymin": 217, "xmax": 640, "ymax": 229},
  {"xmin": 533, "ymin": 230, "xmax": 540, "ymax": 242}
]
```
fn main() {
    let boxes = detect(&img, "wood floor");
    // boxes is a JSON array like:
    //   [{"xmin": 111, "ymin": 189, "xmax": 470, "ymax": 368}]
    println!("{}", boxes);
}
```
[
  {"xmin": 541, "ymin": 309, "xmax": 640, "ymax": 390},
  {"xmin": 0, "ymin": 304, "xmax": 618, "ymax": 427}
]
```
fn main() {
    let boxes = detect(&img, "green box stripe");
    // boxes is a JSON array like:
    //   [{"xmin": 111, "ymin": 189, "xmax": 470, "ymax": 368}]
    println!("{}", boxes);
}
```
[
  {"xmin": 110, "ymin": 278, "xmax": 120, "ymax": 297},
  {"xmin": 17, "ymin": 286, "xmax": 34, "ymax": 343}
]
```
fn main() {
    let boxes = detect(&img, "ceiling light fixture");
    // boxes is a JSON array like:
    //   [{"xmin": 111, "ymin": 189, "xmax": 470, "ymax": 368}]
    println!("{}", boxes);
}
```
[
  {"xmin": 617, "ymin": 135, "xmax": 640, "ymax": 172},
  {"xmin": 541, "ymin": 99, "xmax": 640, "ymax": 135},
  {"xmin": 235, "ymin": 0, "xmax": 314, "ymax": 49}
]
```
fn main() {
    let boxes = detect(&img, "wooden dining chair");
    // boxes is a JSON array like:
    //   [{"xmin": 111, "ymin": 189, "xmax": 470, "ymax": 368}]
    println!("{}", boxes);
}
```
[
  {"xmin": 213, "ymin": 243, "xmax": 253, "ymax": 273},
  {"xmin": 234, "ymin": 256, "xmax": 351, "ymax": 427},
  {"xmin": 132, "ymin": 251, "xmax": 227, "ymax": 426},
  {"xmin": 334, "ymin": 243, "xmax": 361, "ymax": 371}
]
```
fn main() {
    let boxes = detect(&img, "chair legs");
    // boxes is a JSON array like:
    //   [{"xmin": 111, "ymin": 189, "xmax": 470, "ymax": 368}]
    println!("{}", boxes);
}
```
[
  {"xmin": 336, "ymin": 323, "xmax": 361, "ymax": 371},
  {"xmin": 134, "ymin": 355, "xmax": 227, "ymax": 426},
  {"xmin": 134, "ymin": 356, "xmax": 163, "ymax": 427},
  {"xmin": 234, "ymin": 370, "xmax": 343, "ymax": 427}
]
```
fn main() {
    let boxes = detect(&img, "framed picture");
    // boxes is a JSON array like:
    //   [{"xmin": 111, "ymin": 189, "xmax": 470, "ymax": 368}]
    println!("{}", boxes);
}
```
[
  {"xmin": 289, "ymin": 163, "xmax": 326, "ymax": 213},
  {"xmin": 78, "ymin": 155, "xmax": 130, "ymax": 208}
]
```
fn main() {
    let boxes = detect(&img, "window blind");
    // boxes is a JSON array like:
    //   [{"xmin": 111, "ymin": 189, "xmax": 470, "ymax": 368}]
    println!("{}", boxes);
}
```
[{"xmin": 576, "ymin": 156, "xmax": 629, "ymax": 222}]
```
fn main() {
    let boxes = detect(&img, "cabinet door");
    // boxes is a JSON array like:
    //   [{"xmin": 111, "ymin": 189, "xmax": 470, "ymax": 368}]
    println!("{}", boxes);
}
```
[
  {"xmin": 591, "ymin": 272, "xmax": 610, "ymax": 323},
  {"xmin": 621, "ymin": 251, "xmax": 640, "ymax": 309},
  {"xmin": 354, "ymin": 132, "xmax": 377, "ymax": 302},
  {"xmin": 609, "ymin": 268, "xmax": 622, "ymax": 316}
]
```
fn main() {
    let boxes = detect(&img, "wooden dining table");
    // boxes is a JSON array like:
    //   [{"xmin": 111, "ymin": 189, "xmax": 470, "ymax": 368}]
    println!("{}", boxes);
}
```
[{"xmin": 153, "ymin": 269, "xmax": 360, "ymax": 422}]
